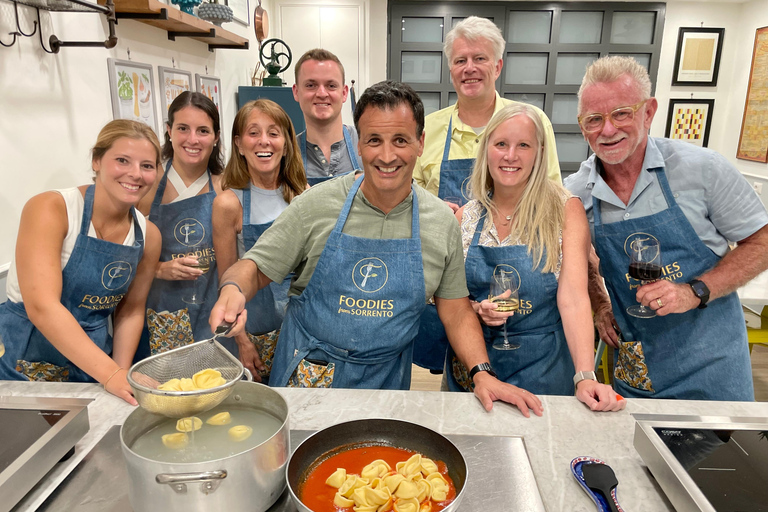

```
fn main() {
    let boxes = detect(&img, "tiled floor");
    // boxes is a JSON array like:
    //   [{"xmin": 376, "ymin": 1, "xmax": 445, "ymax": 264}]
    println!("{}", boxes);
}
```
[{"xmin": 411, "ymin": 343, "xmax": 768, "ymax": 401}]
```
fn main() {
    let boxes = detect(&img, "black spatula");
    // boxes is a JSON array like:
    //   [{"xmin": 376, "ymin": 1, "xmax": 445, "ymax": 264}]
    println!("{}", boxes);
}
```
[{"xmin": 581, "ymin": 462, "xmax": 621, "ymax": 512}]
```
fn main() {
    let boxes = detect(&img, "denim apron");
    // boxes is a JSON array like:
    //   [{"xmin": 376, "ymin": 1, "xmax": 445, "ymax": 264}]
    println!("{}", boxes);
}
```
[
  {"xmin": 0, "ymin": 186, "xmax": 144, "ymax": 382},
  {"xmin": 414, "ymin": 116, "xmax": 474, "ymax": 371},
  {"xmin": 298, "ymin": 125, "xmax": 360, "ymax": 186},
  {"xmin": 446, "ymin": 209, "xmax": 574, "ymax": 395},
  {"xmin": 593, "ymin": 168, "xmax": 753, "ymax": 400},
  {"xmin": 240, "ymin": 186, "xmax": 290, "ymax": 334},
  {"xmin": 269, "ymin": 177, "xmax": 426, "ymax": 389},
  {"xmin": 136, "ymin": 162, "xmax": 226, "ymax": 359}
]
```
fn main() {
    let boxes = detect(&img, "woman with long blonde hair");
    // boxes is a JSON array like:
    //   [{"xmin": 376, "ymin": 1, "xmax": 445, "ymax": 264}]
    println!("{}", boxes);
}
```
[
  {"xmin": 213, "ymin": 99, "xmax": 307, "ymax": 381},
  {"xmin": 446, "ymin": 104, "xmax": 624, "ymax": 412}
]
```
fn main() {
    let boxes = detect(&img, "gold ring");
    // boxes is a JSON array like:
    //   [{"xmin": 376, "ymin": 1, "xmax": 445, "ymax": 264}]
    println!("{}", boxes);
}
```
[{"xmin": 656, "ymin": 298, "xmax": 663, "ymax": 308}]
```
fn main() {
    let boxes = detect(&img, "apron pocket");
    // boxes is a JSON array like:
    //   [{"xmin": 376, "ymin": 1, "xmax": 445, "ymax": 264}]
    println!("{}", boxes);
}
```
[
  {"xmin": 247, "ymin": 329, "xmax": 279, "ymax": 377},
  {"xmin": 451, "ymin": 355, "xmax": 473, "ymax": 392},
  {"xmin": 147, "ymin": 308, "xmax": 194, "ymax": 355},
  {"xmin": 287, "ymin": 359, "xmax": 335, "ymax": 388},
  {"xmin": 16, "ymin": 360, "xmax": 70, "ymax": 382},
  {"xmin": 614, "ymin": 340, "xmax": 654, "ymax": 392}
]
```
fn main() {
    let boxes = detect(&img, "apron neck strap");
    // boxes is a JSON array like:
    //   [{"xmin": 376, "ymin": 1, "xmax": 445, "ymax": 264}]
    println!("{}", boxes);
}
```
[
  {"xmin": 298, "ymin": 131, "xmax": 308, "ymax": 168},
  {"xmin": 342, "ymin": 125, "xmax": 360, "ymax": 170},
  {"xmin": 470, "ymin": 205, "xmax": 487, "ymax": 246},
  {"xmin": 242, "ymin": 185, "xmax": 251, "ymax": 225},
  {"xmin": 80, "ymin": 185, "xmax": 96, "ymax": 236},
  {"xmin": 442, "ymin": 115, "xmax": 455, "ymax": 161}
]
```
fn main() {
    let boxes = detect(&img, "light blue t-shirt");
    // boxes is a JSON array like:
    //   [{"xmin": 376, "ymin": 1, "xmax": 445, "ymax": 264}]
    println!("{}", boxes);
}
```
[
  {"xmin": 232, "ymin": 184, "xmax": 288, "ymax": 257},
  {"xmin": 564, "ymin": 137, "xmax": 768, "ymax": 257}
]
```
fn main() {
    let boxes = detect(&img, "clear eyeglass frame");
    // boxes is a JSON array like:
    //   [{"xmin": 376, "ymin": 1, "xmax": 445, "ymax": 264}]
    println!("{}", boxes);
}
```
[{"xmin": 577, "ymin": 100, "xmax": 647, "ymax": 133}]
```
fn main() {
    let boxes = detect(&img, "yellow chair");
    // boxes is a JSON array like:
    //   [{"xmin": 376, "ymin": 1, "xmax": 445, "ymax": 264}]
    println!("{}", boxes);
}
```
[
  {"xmin": 745, "ymin": 305, "xmax": 768, "ymax": 353},
  {"xmin": 594, "ymin": 339, "xmax": 611, "ymax": 384}
]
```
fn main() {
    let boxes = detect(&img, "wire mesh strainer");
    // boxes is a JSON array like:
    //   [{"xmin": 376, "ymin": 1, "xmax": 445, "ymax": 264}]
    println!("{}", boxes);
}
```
[{"xmin": 128, "ymin": 332, "xmax": 246, "ymax": 418}]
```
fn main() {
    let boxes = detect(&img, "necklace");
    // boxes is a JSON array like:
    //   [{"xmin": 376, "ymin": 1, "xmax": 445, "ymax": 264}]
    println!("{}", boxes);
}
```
[{"xmin": 94, "ymin": 217, "xmax": 129, "ymax": 241}]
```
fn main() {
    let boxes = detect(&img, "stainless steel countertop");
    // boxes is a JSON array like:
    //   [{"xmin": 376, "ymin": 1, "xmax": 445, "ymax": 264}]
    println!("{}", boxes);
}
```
[{"xmin": 37, "ymin": 425, "xmax": 545, "ymax": 511}]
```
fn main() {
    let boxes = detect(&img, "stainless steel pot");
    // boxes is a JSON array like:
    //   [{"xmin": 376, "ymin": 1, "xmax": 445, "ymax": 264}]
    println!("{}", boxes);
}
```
[
  {"xmin": 121, "ymin": 381, "xmax": 289, "ymax": 512},
  {"xmin": 286, "ymin": 418, "xmax": 468, "ymax": 512}
]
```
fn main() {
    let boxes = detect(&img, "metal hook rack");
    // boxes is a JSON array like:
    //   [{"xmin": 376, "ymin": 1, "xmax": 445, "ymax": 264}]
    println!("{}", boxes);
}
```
[{"xmin": 1, "ymin": 0, "xmax": 117, "ymax": 53}]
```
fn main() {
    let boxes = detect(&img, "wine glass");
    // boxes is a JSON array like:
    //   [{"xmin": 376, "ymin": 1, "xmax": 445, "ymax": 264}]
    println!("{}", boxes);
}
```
[
  {"xmin": 182, "ymin": 260, "xmax": 210, "ymax": 305},
  {"xmin": 490, "ymin": 265, "xmax": 521, "ymax": 350},
  {"xmin": 626, "ymin": 238, "xmax": 662, "ymax": 318}
]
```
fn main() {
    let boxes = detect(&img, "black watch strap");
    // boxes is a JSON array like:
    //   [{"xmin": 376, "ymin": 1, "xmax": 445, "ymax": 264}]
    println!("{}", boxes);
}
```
[
  {"xmin": 469, "ymin": 363, "xmax": 497, "ymax": 381},
  {"xmin": 688, "ymin": 279, "xmax": 710, "ymax": 309}
]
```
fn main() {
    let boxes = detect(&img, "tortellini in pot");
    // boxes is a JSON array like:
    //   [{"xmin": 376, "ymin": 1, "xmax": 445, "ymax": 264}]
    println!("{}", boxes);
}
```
[
  {"xmin": 206, "ymin": 412, "xmax": 232, "ymax": 426},
  {"xmin": 161, "ymin": 432, "xmax": 189, "ymax": 450},
  {"xmin": 228, "ymin": 425, "xmax": 253, "ymax": 442},
  {"xmin": 176, "ymin": 417, "xmax": 202, "ymax": 432}
]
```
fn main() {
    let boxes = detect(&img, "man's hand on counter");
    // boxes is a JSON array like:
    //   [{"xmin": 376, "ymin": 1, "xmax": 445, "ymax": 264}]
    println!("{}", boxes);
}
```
[
  {"xmin": 472, "ymin": 371, "xmax": 544, "ymax": 418},
  {"xmin": 575, "ymin": 379, "xmax": 626, "ymax": 412}
]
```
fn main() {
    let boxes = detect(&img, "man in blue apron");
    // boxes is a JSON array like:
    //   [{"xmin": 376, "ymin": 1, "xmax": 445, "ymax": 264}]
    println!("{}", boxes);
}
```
[
  {"xmin": 565, "ymin": 56, "xmax": 768, "ymax": 401},
  {"xmin": 210, "ymin": 81, "xmax": 543, "ymax": 417},
  {"xmin": 411, "ymin": 16, "xmax": 562, "ymax": 373},
  {"xmin": 293, "ymin": 49, "xmax": 361, "ymax": 186}
]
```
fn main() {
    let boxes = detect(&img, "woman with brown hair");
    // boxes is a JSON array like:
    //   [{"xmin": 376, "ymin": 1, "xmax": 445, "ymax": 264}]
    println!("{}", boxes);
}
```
[{"xmin": 213, "ymin": 99, "xmax": 306, "ymax": 380}]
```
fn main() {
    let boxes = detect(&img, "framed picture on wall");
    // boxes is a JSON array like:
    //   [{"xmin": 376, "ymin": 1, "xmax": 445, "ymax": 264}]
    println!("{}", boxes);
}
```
[
  {"xmin": 107, "ymin": 59, "xmax": 159, "ymax": 133},
  {"xmin": 226, "ymin": 0, "xmax": 249, "ymax": 26},
  {"xmin": 672, "ymin": 27, "xmax": 725, "ymax": 86},
  {"xmin": 665, "ymin": 98, "xmax": 714, "ymax": 148},
  {"xmin": 195, "ymin": 74, "xmax": 223, "ymax": 127},
  {"xmin": 737, "ymin": 26, "xmax": 768, "ymax": 162},
  {"xmin": 158, "ymin": 66, "xmax": 193, "ymax": 123}
]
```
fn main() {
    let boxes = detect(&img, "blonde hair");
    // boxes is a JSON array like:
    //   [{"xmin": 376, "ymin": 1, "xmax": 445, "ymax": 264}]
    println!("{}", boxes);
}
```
[
  {"xmin": 444, "ymin": 16, "xmax": 505, "ymax": 63},
  {"xmin": 578, "ymin": 56, "xmax": 652, "ymax": 113},
  {"xmin": 469, "ymin": 104, "xmax": 568, "ymax": 273},
  {"xmin": 92, "ymin": 119, "xmax": 162, "ymax": 168},
  {"xmin": 222, "ymin": 99, "xmax": 307, "ymax": 204}
]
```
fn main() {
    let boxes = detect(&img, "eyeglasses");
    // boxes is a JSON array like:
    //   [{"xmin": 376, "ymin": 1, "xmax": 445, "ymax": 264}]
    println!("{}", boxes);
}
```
[{"xmin": 577, "ymin": 101, "xmax": 647, "ymax": 133}]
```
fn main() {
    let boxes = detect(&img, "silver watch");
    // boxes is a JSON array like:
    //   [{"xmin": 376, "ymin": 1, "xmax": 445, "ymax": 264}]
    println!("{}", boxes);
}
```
[{"xmin": 573, "ymin": 370, "xmax": 597, "ymax": 386}]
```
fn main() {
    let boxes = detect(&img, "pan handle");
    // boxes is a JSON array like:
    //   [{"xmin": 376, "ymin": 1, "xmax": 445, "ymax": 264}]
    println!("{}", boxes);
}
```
[{"xmin": 156, "ymin": 470, "xmax": 227, "ymax": 495}]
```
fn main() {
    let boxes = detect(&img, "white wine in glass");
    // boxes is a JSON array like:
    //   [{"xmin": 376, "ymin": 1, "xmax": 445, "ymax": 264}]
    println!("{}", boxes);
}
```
[
  {"xmin": 182, "ymin": 260, "xmax": 209, "ymax": 305},
  {"xmin": 490, "ymin": 265, "xmax": 520, "ymax": 350}
]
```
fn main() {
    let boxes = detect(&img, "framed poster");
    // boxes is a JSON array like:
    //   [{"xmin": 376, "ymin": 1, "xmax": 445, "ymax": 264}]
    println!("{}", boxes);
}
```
[
  {"xmin": 195, "ymin": 74, "xmax": 223, "ymax": 127},
  {"xmin": 158, "ymin": 66, "xmax": 193, "ymax": 122},
  {"xmin": 665, "ymin": 99, "xmax": 714, "ymax": 148},
  {"xmin": 107, "ymin": 58, "xmax": 158, "ymax": 133},
  {"xmin": 226, "ymin": 0, "xmax": 249, "ymax": 26},
  {"xmin": 737, "ymin": 26, "xmax": 768, "ymax": 162},
  {"xmin": 671, "ymin": 27, "xmax": 725, "ymax": 86}
]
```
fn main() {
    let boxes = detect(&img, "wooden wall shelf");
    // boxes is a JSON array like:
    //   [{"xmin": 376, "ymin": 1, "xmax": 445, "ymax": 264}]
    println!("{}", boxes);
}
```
[{"xmin": 99, "ymin": 0, "xmax": 248, "ymax": 51}]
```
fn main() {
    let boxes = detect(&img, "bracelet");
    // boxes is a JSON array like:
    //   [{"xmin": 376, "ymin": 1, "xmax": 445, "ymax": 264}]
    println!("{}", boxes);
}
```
[
  {"xmin": 103, "ymin": 367, "xmax": 123, "ymax": 388},
  {"xmin": 218, "ymin": 281, "xmax": 243, "ymax": 296}
]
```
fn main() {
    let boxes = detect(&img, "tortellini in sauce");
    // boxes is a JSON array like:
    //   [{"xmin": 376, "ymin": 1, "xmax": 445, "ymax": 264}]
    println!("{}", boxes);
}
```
[{"xmin": 324, "ymin": 452, "xmax": 453, "ymax": 511}]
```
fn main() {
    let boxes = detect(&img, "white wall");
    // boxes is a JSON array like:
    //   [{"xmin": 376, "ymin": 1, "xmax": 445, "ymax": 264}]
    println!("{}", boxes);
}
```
[{"xmin": 0, "ymin": 0, "xmax": 274, "ymax": 267}]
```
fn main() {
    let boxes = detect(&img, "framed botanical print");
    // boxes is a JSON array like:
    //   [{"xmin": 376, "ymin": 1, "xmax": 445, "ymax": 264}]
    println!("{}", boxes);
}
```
[
  {"xmin": 672, "ymin": 27, "xmax": 724, "ymax": 86},
  {"xmin": 195, "ymin": 74, "xmax": 223, "ymax": 127},
  {"xmin": 158, "ymin": 66, "xmax": 193, "ymax": 123},
  {"xmin": 665, "ymin": 98, "xmax": 714, "ymax": 148},
  {"xmin": 107, "ymin": 58, "xmax": 159, "ymax": 133},
  {"xmin": 737, "ymin": 26, "xmax": 768, "ymax": 162}
]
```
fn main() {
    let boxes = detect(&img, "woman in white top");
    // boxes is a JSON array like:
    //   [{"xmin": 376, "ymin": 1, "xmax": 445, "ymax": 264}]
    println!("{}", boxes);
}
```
[
  {"xmin": 135, "ymin": 92, "xmax": 227, "ymax": 359},
  {"xmin": 0, "ymin": 120, "xmax": 162, "ymax": 404},
  {"xmin": 446, "ymin": 103, "xmax": 624, "ymax": 412},
  {"xmin": 212, "ymin": 99, "xmax": 307, "ymax": 380}
]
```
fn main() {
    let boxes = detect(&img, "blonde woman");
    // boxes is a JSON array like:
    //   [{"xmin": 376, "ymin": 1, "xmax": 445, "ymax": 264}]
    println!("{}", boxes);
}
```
[
  {"xmin": 446, "ymin": 104, "xmax": 624, "ymax": 412},
  {"xmin": 212, "ymin": 99, "xmax": 307, "ymax": 380}
]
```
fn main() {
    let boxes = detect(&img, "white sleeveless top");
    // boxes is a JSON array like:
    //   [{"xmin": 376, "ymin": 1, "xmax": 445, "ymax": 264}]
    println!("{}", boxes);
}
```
[{"xmin": 6, "ymin": 188, "xmax": 148, "ymax": 303}]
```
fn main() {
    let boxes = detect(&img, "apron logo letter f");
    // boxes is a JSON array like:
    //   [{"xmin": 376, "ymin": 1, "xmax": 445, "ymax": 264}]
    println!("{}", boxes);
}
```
[
  {"xmin": 353, "ymin": 258, "xmax": 389, "ymax": 293},
  {"xmin": 174, "ymin": 218, "xmax": 205, "ymax": 247}
]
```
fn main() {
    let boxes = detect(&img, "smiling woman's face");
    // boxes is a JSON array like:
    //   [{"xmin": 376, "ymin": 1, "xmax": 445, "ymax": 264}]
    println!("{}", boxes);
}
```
[{"xmin": 234, "ymin": 110, "xmax": 286, "ymax": 177}]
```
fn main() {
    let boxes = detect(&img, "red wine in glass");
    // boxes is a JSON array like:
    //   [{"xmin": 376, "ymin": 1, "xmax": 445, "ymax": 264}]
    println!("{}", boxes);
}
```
[{"xmin": 627, "ymin": 238, "xmax": 661, "ymax": 318}]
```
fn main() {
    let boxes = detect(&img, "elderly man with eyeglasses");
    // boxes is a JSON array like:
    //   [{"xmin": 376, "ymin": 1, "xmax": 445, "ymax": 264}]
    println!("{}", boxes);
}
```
[{"xmin": 564, "ymin": 56, "xmax": 768, "ymax": 401}]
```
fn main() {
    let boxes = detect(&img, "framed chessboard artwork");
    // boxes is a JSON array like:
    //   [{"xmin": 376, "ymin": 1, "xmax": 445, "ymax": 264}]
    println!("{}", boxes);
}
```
[{"xmin": 665, "ymin": 98, "xmax": 714, "ymax": 148}]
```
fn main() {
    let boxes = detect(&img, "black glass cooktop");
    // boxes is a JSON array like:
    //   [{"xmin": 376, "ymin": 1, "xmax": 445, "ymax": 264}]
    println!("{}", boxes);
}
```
[
  {"xmin": 0, "ymin": 409, "xmax": 68, "ymax": 474},
  {"xmin": 654, "ymin": 427, "xmax": 768, "ymax": 512}
]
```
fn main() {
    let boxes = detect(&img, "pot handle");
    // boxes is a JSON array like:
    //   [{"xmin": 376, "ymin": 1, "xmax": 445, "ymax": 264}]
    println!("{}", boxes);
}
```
[
  {"xmin": 243, "ymin": 367, "xmax": 254, "ymax": 382},
  {"xmin": 156, "ymin": 470, "xmax": 227, "ymax": 495}
]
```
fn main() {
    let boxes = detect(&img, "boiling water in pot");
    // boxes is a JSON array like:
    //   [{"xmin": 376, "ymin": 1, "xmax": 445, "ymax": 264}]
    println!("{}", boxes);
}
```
[{"xmin": 130, "ymin": 406, "xmax": 283, "ymax": 463}]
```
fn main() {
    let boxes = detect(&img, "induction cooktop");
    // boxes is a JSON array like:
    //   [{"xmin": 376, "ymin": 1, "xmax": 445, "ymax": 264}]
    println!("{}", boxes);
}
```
[
  {"xmin": 0, "ymin": 396, "xmax": 91, "ymax": 512},
  {"xmin": 634, "ymin": 414, "xmax": 768, "ymax": 512}
]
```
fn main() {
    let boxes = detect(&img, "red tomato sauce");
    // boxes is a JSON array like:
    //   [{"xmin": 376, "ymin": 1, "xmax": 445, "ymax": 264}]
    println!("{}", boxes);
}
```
[{"xmin": 299, "ymin": 444, "xmax": 457, "ymax": 512}]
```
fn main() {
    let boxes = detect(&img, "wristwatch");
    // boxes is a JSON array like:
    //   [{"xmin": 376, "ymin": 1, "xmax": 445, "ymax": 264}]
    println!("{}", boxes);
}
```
[
  {"xmin": 688, "ymin": 279, "xmax": 710, "ymax": 309},
  {"xmin": 469, "ymin": 363, "xmax": 497, "ymax": 381},
  {"xmin": 573, "ymin": 370, "xmax": 597, "ymax": 386}
]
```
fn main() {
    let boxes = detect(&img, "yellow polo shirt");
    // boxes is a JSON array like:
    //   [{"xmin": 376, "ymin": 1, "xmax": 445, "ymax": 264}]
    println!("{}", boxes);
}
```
[{"xmin": 414, "ymin": 93, "xmax": 562, "ymax": 195}]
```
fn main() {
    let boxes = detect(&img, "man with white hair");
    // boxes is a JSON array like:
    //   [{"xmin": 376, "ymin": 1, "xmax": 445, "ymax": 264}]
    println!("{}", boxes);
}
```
[
  {"xmin": 412, "ymin": 16, "xmax": 561, "ymax": 373},
  {"xmin": 565, "ymin": 55, "xmax": 768, "ymax": 401}
]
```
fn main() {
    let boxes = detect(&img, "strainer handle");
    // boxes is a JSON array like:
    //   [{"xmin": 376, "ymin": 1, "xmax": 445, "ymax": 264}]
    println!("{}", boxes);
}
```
[{"xmin": 243, "ymin": 368, "xmax": 254, "ymax": 382}]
